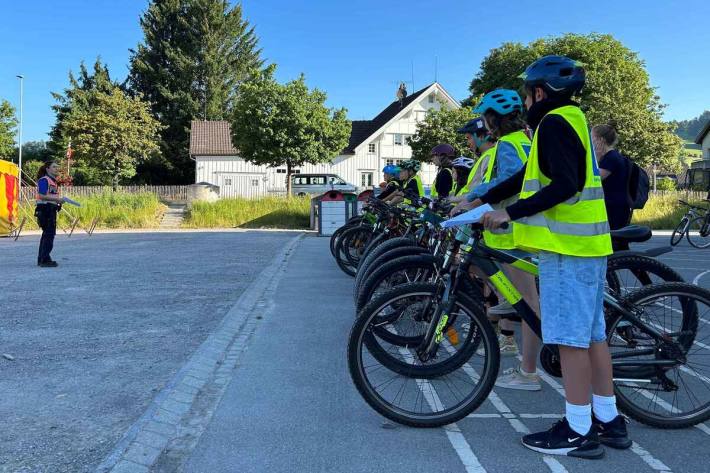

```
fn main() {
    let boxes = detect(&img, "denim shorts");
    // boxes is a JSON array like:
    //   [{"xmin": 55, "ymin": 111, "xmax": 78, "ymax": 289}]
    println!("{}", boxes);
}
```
[{"xmin": 538, "ymin": 251, "xmax": 607, "ymax": 348}]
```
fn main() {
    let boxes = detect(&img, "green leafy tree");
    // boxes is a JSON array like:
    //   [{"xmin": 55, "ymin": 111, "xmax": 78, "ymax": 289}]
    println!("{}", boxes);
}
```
[
  {"xmin": 467, "ymin": 33, "xmax": 683, "ymax": 173},
  {"xmin": 408, "ymin": 104, "xmax": 473, "ymax": 162},
  {"xmin": 48, "ymin": 58, "xmax": 115, "ymax": 160},
  {"xmin": 0, "ymin": 100, "xmax": 17, "ymax": 160},
  {"xmin": 231, "ymin": 66, "xmax": 351, "ymax": 196},
  {"xmin": 22, "ymin": 160, "xmax": 43, "ymax": 181},
  {"xmin": 19, "ymin": 141, "xmax": 52, "ymax": 164},
  {"xmin": 673, "ymin": 110, "xmax": 710, "ymax": 142},
  {"xmin": 129, "ymin": 0, "xmax": 263, "ymax": 184},
  {"xmin": 61, "ymin": 86, "xmax": 163, "ymax": 188}
]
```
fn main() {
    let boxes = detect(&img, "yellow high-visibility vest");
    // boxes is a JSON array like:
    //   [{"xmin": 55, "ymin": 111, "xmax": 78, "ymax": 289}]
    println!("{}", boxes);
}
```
[{"xmin": 513, "ymin": 105, "xmax": 612, "ymax": 257}]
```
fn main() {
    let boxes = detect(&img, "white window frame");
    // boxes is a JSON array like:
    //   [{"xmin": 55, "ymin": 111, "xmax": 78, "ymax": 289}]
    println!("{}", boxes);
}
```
[
  {"xmin": 428, "ymin": 94, "xmax": 435, "ymax": 103},
  {"xmin": 361, "ymin": 172, "xmax": 374, "ymax": 188},
  {"xmin": 368, "ymin": 143, "xmax": 376, "ymax": 154},
  {"xmin": 394, "ymin": 134, "xmax": 403, "ymax": 146}
]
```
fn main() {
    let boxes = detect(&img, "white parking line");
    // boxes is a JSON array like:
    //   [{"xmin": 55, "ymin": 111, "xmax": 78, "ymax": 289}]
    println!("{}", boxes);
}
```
[{"xmin": 693, "ymin": 270, "xmax": 710, "ymax": 286}]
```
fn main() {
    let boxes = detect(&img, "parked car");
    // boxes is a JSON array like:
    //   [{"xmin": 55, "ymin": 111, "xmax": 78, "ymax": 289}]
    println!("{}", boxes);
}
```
[{"xmin": 290, "ymin": 174, "xmax": 358, "ymax": 196}]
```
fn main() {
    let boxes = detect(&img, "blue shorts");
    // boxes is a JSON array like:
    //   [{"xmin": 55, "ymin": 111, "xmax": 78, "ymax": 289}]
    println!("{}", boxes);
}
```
[{"xmin": 538, "ymin": 252, "xmax": 607, "ymax": 348}]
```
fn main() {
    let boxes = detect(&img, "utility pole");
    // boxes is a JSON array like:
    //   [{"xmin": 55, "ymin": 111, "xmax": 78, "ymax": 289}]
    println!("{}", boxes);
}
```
[{"xmin": 16, "ymin": 75, "xmax": 24, "ymax": 203}]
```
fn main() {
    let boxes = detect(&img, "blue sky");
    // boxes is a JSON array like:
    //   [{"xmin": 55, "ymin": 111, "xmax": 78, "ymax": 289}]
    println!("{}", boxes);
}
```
[{"xmin": 1, "ymin": 0, "xmax": 708, "ymax": 143}]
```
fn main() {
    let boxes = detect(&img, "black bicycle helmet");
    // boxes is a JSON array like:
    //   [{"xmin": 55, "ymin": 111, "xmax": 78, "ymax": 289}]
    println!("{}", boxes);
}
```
[{"xmin": 520, "ymin": 55, "xmax": 586, "ymax": 97}]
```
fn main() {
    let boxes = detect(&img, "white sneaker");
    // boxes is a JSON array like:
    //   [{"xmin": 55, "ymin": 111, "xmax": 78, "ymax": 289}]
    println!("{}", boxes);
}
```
[
  {"xmin": 488, "ymin": 301, "xmax": 516, "ymax": 316},
  {"xmin": 477, "ymin": 333, "xmax": 519, "ymax": 357},
  {"xmin": 495, "ymin": 365, "xmax": 542, "ymax": 391},
  {"xmin": 499, "ymin": 334, "xmax": 519, "ymax": 357}
]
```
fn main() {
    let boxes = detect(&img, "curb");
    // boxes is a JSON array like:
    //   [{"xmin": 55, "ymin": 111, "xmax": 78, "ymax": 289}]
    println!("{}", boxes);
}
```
[
  {"xmin": 95, "ymin": 233, "xmax": 304, "ymax": 472},
  {"xmin": 8, "ymin": 228, "xmax": 315, "ymax": 237}
]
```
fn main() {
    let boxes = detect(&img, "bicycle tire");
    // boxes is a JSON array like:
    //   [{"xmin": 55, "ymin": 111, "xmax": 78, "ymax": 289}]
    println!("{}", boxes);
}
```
[
  {"xmin": 354, "ymin": 246, "xmax": 429, "ymax": 301},
  {"xmin": 606, "ymin": 254, "xmax": 684, "ymax": 296},
  {"xmin": 670, "ymin": 218, "xmax": 688, "ymax": 246},
  {"xmin": 330, "ymin": 223, "xmax": 356, "ymax": 258},
  {"xmin": 348, "ymin": 282, "xmax": 499, "ymax": 428},
  {"xmin": 607, "ymin": 282, "xmax": 708, "ymax": 428},
  {"xmin": 334, "ymin": 226, "xmax": 370, "ymax": 277},
  {"xmin": 687, "ymin": 216, "xmax": 710, "ymax": 249}
]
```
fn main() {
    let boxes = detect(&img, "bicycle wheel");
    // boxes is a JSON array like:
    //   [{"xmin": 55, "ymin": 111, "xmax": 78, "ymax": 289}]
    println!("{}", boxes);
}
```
[
  {"xmin": 357, "ymin": 254, "xmax": 438, "ymax": 313},
  {"xmin": 330, "ymin": 223, "xmax": 355, "ymax": 258},
  {"xmin": 606, "ymin": 254, "xmax": 684, "ymax": 297},
  {"xmin": 344, "ymin": 226, "xmax": 377, "ymax": 266},
  {"xmin": 348, "ymin": 282, "xmax": 499, "ymax": 428},
  {"xmin": 687, "ymin": 217, "xmax": 710, "ymax": 249},
  {"xmin": 607, "ymin": 282, "xmax": 710, "ymax": 428},
  {"xmin": 354, "ymin": 237, "xmax": 419, "ymax": 298},
  {"xmin": 354, "ymin": 246, "xmax": 429, "ymax": 302},
  {"xmin": 670, "ymin": 218, "xmax": 688, "ymax": 246},
  {"xmin": 335, "ymin": 226, "xmax": 370, "ymax": 277}
]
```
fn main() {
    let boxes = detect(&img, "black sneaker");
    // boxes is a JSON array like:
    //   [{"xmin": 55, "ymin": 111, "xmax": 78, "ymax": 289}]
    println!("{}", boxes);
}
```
[
  {"xmin": 522, "ymin": 418, "xmax": 604, "ymax": 459},
  {"xmin": 39, "ymin": 261, "xmax": 58, "ymax": 268},
  {"xmin": 593, "ymin": 414, "xmax": 632, "ymax": 449}
]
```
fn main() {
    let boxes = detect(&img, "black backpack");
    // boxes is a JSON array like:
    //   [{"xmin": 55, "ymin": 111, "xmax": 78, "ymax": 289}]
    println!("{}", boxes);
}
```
[{"xmin": 626, "ymin": 160, "xmax": 650, "ymax": 210}]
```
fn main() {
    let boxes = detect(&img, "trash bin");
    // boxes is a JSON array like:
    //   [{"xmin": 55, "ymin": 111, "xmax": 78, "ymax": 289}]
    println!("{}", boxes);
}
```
[
  {"xmin": 317, "ymin": 191, "xmax": 348, "ymax": 236},
  {"xmin": 343, "ymin": 193, "xmax": 358, "ymax": 220}
]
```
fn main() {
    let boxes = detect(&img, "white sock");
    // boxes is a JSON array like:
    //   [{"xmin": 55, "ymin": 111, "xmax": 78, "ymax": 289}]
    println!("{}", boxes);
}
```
[
  {"xmin": 592, "ymin": 394, "xmax": 619, "ymax": 423},
  {"xmin": 566, "ymin": 402, "xmax": 592, "ymax": 436}
]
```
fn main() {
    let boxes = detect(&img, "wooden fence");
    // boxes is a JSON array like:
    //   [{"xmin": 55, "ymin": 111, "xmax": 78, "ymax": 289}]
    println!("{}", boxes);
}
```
[{"xmin": 20, "ymin": 185, "xmax": 190, "ymax": 202}]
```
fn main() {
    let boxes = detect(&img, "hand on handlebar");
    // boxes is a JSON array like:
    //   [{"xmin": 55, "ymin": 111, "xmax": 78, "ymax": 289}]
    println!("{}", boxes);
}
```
[{"xmin": 481, "ymin": 209, "xmax": 511, "ymax": 231}]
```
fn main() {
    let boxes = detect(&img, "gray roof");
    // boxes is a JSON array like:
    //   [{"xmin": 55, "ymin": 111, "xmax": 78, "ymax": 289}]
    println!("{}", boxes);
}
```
[{"xmin": 189, "ymin": 120, "xmax": 238, "ymax": 156}]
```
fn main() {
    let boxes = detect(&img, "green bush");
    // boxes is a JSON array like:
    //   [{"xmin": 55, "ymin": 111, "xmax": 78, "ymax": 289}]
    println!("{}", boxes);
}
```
[
  {"xmin": 20, "ymin": 191, "xmax": 165, "ymax": 230},
  {"xmin": 655, "ymin": 177, "xmax": 676, "ymax": 191},
  {"xmin": 632, "ymin": 192, "xmax": 702, "ymax": 229},
  {"xmin": 183, "ymin": 196, "xmax": 311, "ymax": 229}
]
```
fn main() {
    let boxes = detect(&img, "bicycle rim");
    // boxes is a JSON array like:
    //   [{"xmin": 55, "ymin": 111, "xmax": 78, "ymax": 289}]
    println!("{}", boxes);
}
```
[{"xmin": 687, "ymin": 217, "xmax": 710, "ymax": 249}]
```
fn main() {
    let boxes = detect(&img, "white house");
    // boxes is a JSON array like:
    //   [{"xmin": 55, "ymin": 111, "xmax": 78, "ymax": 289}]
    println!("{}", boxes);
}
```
[
  {"xmin": 190, "ymin": 82, "xmax": 460, "ymax": 198},
  {"xmin": 688, "ymin": 120, "xmax": 710, "ymax": 191}
]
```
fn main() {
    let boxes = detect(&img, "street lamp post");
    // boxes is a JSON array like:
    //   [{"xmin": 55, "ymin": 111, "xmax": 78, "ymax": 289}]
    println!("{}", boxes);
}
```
[{"xmin": 16, "ymin": 75, "xmax": 24, "ymax": 203}]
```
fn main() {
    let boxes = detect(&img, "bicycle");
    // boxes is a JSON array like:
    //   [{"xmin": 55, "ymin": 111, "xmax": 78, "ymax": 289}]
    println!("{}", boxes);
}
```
[
  {"xmin": 348, "ymin": 222, "xmax": 710, "ymax": 429},
  {"xmin": 671, "ymin": 200, "xmax": 710, "ymax": 248}
]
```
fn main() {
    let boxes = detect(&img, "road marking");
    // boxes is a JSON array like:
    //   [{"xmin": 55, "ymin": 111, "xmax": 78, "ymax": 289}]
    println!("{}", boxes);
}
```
[
  {"xmin": 521, "ymin": 356, "xmax": 672, "ymax": 472},
  {"xmin": 394, "ymin": 341, "xmax": 486, "ymax": 473},
  {"xmin": 693, "ymin": 270, "xmax": 710, "ymax": 286},
  {"xmin": 442, "ymin": 343, "xmax": 567, "ymax": 472},
  {"xmin": 468, "ymin": 413, "xmax": 564, "ymax": 419}
]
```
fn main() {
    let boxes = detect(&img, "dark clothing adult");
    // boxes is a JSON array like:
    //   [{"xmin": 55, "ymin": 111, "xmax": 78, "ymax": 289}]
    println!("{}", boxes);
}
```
[
  {"xmin": 404, "ymin": 178, "xmax": 420, "ymax": 195},
  {"xmin": 36, "ymin": 175, "xmax": 59, "ymax": 265},
  {"xmin": 36, "ymin": 205, "xmax": 58, "ymax": 264},
  {"xmin": 434, "ymin": 167, "xmax": 453, "ymax": 198},
  {"xmin": 598, "ymin": 149, "xmax": 632, "ymax": 230},
  {"xmin": 480, "ymin": 97, "xmax": 588, "ymax": 220}
]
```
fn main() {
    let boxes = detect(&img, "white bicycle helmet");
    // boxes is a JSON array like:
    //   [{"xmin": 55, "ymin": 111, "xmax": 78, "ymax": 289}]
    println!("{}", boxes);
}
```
[{"xmin": 452, "ymin": 156, "xmax": 475, "ymax": 169}]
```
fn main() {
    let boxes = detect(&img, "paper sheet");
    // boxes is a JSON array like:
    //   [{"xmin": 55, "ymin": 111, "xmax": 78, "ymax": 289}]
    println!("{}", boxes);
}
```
[{"xmin": 440, "ymin": 203, "xmax": 494, "ymax": 228}]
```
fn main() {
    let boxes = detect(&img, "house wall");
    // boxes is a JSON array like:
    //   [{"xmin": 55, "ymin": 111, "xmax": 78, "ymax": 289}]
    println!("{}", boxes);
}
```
[
  {"xmin": 194, "ymin": 85, "xmax": 456, "ymax": 198},
  {"xmin": 702, "ymin": 132, "xmax": 710, "ymax": 160}
]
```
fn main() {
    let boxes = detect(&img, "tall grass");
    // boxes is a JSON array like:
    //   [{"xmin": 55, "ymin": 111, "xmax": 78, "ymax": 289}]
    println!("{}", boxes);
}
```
[
  {"xmin": 183, "ymin": 196, "xmax": 311, "ymax": 229},
  {"xmin": 19, "ymin": 192, "xmax": 165, "ymax": 230},
  {"xmin": 632, "ymin": 192, "xmax": 705, "ymax": 230}
]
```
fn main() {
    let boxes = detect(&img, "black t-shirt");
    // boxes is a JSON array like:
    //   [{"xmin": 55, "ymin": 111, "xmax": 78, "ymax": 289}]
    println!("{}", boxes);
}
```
[
  {"xmin": 435, "ymin": 168, "xmax": 453, "ymax": 198},
  {"xmin": 404, "ymin": 178, "xmax": 421, "ymax": 195},
  {"xmin": 599, "ymin": 149, "xmax": 632, "ymax": 229}
]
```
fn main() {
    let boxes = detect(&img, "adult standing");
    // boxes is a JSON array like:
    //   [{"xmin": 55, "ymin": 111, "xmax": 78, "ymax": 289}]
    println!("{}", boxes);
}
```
[
  {"xmin": 592, "ymin": 124, "xmax": 632, "ymax": 232},
  {"xmin": 35, "ymin": 161, "xmax": 63, "ymax": 267}
]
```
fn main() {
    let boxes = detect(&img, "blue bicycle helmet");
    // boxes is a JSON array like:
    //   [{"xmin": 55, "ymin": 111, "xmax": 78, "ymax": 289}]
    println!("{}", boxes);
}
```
[
  {"xmin": 457, "ymin": 117, "xmax": 487, "ymax": 135},
  {"xmin": 383, "ymin": 164, "xmax": 400, "ymax": 175},
  {"xmin": 472, "ymin": 89, "xmax": 523, "ymax": 116},
  {"xmin": 520, "ymin": 55, "xmax": 586, "ymax": 97}
]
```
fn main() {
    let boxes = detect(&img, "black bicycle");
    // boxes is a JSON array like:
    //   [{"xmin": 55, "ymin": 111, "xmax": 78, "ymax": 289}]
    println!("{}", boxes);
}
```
[
  {"xmin": 348, "ymin": 223, "xmax": 710, "ymax": 429},
  {"xmin": 671, "ymin": 200, "xmax": 710, "ymax": 248}
]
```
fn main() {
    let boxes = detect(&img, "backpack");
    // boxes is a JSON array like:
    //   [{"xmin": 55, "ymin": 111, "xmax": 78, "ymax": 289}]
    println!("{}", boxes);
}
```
[{"xmin": 626, "ymin": 160, "xmax": 650, "ymax": 210}]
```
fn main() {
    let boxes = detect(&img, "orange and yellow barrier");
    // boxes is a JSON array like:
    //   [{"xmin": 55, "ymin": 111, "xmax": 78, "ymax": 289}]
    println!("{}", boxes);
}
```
[{"xmin": 0, "ymin": 159, "xmax": 19, "ymax": 236}]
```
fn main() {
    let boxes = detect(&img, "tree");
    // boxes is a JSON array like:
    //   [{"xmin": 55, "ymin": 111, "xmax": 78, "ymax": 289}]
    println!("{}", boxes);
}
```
[
  {"xmin": 19, "ymin": 141, "xmax": 52, "ymax": 163},
  {"xmin": 673, "ymin": 110, "xmax": 710, "ymax": 142},
  {"xmin": 467, "ymin": 33, "xmax": 683, "ymax": 173},
  {"xmin": 0, "ymin": 100, "xmax": 17, "ymax": 160},
  {"xmin": 129, "ymin": 0, "xmax": 263, "ymax": 184},
  {"xmin": 230, "ymin": 66, "xmax": 351, "ymax": 196},
  {"xmin": 49, "ymin": 59, "xmax": 115, "ymax": 160},
  {"xmin": 61, "ymin": 86, "xmax": 163, "ymax": 188},
  {"xmin": 408, "ymin": 104, "xmax": 473, "ymax": 162}
]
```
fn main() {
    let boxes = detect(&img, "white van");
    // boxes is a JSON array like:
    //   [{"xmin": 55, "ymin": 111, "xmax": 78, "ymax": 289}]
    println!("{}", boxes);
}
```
[{"xmin": 291, "ymin": 174, "xmax": 358, "ymax": 196}]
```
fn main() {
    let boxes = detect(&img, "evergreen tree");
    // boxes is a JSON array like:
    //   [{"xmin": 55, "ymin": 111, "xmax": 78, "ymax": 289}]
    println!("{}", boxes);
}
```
[{"xmin": 129, "ymin": 0, "xmax": 263, "ymax": 184}]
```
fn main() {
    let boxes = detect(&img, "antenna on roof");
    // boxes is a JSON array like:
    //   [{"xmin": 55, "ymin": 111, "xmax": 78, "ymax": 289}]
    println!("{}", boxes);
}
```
[
  {"xmin": 411, "ymin": 60, "xmax": 415, "ymax": 92},
  {"xmin": 434, "ymin": 56, "xmax": 438, "ymax": 83}
]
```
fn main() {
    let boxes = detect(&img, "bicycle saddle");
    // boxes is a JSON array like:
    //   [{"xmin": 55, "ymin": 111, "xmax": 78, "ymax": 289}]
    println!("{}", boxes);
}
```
[{"xmin": 610, "ymin": 225, "xmax": 652, "ymax": 243}]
